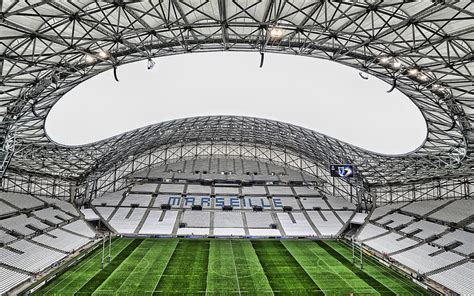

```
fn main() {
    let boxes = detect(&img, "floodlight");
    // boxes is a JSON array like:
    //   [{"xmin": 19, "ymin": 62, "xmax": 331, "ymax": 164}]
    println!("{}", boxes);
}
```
[
  {"xmin": 432, "ymin": 84, "xmax": 447, "ymax": 92},
  {"xmin": 418, "ymin": 73, "xmax": 428, "ymax": 81},
  {"xmin": 84, "ymin": 54, "xmax": 96, "ymax": 64},
  {"xmin": 98, "ymin": 49, "xmax": 109, "ymax": 59},
  {"xmin": 407, "ymin": 68, "xmax": 418, "ymax": 76},
  {"xmin": 391, "ymin": 60, "xmax": 401, "ymax": 69},
  {"xmin": 268, "ymin": 26, "xmax": 284, "ymax": 39},
  {"xmin": 379, "ymin": 57, "xmax": 390, "ymax": 64}
]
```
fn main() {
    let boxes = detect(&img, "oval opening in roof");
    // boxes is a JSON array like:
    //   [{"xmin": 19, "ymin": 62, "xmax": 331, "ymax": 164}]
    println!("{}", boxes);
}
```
[{"xmin": 45, "ymin": 52, "xmax": 427, "ymax": 155}]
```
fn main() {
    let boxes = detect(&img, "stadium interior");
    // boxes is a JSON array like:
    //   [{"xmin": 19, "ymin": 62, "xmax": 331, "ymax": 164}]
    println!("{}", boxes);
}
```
[{"xmin": 0, "ymin": 1, "xmax": 473, "ymax": 295}]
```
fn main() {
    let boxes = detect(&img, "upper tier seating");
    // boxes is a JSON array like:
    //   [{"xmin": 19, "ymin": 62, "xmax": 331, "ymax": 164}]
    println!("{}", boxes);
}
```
[
  {"xmin": 214, "ymin": 196, "xmax": 244, "ymax": 209},
  {"xmin": 193, "ymin": 159, "xmax": 209, "ymax": 172},
  {"xmin": 0, "ymin": 193, "xmax": 44, "ymax": 210},
  {"xmin": 91, "ymin": 191, "xmax": 125, "ymax": 207},
  {"xmin": 182, "ymin": 196, "xmax": 212, "ymax": 209},
  {"xmin": 121, "ymin": 194, "xmax": 152, "ymax": 207},
  {"xmin": 369, "ymin": 202, "xmax": 408, "ymax": 220},
  {"xmin": 130, "ymin": 183, "xmax": 158, "ymax": 193},
  {"xmin": 218, "ymin": 158, "xmax": 235, "ymax": 172},
  {"xmin": 214, "ymin": 186, "xmax": 240, "ymax": 195},
  {"xmin": 428, "ymin": 200, "xmax": 474, "ymax": 223},
  {"xmin": 186, "ymin": 185, "xmax": 211, "ymax": 195},
  {"xmin": 293, "ymin": 186, "xmax": 319, "ymax": 196},
  {"xmin": 0, "ymin": 201, "xmax": 16, "ymax": 217},
  {"xmin": 357, "ymin": 223, "xmax": 389, "ymax": 241},
  {"xmin": 241, "ymin": 186, "xmax": 267, "ymax": 196},
  {"xmin": 32, "ymin": 207, "xmax": 74, "ymax": 225},
  {"xmin": 278, "ymin": 197, "xmax": 300, "ymax": 209},
  {"xmin": 37, "ymin": 196, "xmax": 80, "ymax": 217},
  {"xmin": 377, "ymin": 213, "xmax": 414, "ymax": 229},
  {"xmin": 432, "ymin": 229, "xmax": 474, "ymax": 256},
  {"xmin": 267, "ymin": 186, "xmax": 293, "ymax": 196},
  {"xmin": 241, "ymin": 197, "xmax": 273, "ymax": 210},
  {"xmin": 158, "ymin": 183, "xmax": 185, "ymax": 194},
  {"xmin": 300, "ymin": 197, "xmax": 329, "ymax": 210},
  {"xmin": 325, "ymin": 196, "xmax": 356, "ymax": 210},
  {"xmin": 135, "ymin": 158, "xmax": 316, "ymax": 182},
  {"xmin": 0, "ymin": 214, "xmax": 49, "ymax": 236},
  {"xmin": 153, "ymin": 194, "xmax": 182, "ymax": 208},
  {"xmin": 0, "ymin": 266, "xmax": 30, "ymax": 295},
  {"xmin": 400, "ymin": 220, "xmax": 448, "ymax": 240},
  {"xmin": 0, "ymin": 230, "xmax": 16, "ymax": 244},
  {"xmin": 428, "ymin": 262, "xmax": 474, "ymax": 295},
  {"xmin": 0, "ymin": 240, "xmax": 67, "ymax": 273},
  {"xmin": 401, "ymin": 200, "xmax": 450, "ymax": 216}
]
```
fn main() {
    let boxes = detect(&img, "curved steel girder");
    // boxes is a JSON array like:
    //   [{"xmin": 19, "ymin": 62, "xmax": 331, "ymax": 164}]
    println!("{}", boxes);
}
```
[
  {"xmin": 0, "ymin": 1, "xmax": 473, "ymax": 186},
  {"xmin": 9, "ymin": 115, "xmax": 469, "ymax": 185}
]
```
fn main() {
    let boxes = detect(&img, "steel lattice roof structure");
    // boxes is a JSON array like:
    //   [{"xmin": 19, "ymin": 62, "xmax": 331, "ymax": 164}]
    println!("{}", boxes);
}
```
[{"xmin": 0, "ymin": 1, "xmax": 473, "ymax": 201}]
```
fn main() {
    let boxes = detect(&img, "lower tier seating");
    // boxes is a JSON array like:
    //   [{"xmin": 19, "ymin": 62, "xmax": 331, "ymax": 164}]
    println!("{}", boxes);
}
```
[
  {"xmin": 0, "ymin": 194, "xmax": 97, "ymax": 296},
  {"xmin": 0, "ymin": 266, "xmax": 30, "ymax": 295},
  {"xmin": 277, "ymin": 212, "xmax": 316, "ymax": 236},
  {"xmin": 428, "ymin": 262, "xmax": 474, "ymax": 295},
  {"xmin": 94, "ymin": 204, "xmax": 356, "ymax": 237},
  {"xmin": 0, "ymin": 240, "xmax": 67, "ymax": 273},
  {"xmin": 356, "ymin": 198, "xmax": 474, "ymax": 295}
]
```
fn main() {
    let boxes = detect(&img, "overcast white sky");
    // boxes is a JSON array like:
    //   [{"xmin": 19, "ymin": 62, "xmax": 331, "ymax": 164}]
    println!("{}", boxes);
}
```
[{"xmin": 46, "ymin": 52, "xmax": 427, "ymax": 155}]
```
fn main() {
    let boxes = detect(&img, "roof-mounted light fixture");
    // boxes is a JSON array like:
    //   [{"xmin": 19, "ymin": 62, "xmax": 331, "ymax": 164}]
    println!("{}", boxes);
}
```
[
  {"xmin": 378, "ymin": 56, "xmax": 390, "ymax": 64},
  {"xmin": 431, "ymin": 84, "xmax": 447, "ymax": 93},
  {"xmin": 268, "ymin": 26, "xmax": 284, "ymax": 39},
  {"xmin": 418, "ymin": 73, "xmax": 429, "ymax": 81},
  {"xmin": 391, "ymin": 60, "xmax": 401, "ymax": 70},
  {"xmin": 84, "ymin": 54, "xmax": 96, "ymax": 64},
  {"xmin": 378, "ymin": 56, "xmax": 401, "ymax": 70},
  {"xmin": 98, "ymin": 49, "xmax": 109, "ymax": 59},
  {"xmin": 407, "ymin": 68, "xmax": 419, "ymax": 76}
]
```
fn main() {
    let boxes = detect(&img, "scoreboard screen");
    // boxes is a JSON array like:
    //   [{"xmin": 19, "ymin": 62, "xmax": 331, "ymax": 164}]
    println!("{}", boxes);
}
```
[{"xmin": 330, "ymin": 164, "xmax": 354, "ymax": 178}]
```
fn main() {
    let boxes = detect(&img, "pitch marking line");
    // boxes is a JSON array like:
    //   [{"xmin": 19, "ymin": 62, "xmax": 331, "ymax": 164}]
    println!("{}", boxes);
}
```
[
  {"xmin": 41, "ymin": 238, "xmax": 124, "ymax": 294},
  {"xmin": 150, "ymin": 239, "xmax": 180, "ymax": 296},
  {"xmin": 99, "ymin": 241, "xmax": 155, "ymax": 293},
  {"xmin": 319, "ymin": 241, "xmax": 395, "ymax": 295},
  {"xmin": 229, "ymin": 240, "xmax": 242, "ymax": 296},
  {"xmin": 335, "ymin": 241, "xmax": 423, "ymax": 295},
  {"xmin": 306, "ymin": 244, "xmax": 361, "ymax": 293}
]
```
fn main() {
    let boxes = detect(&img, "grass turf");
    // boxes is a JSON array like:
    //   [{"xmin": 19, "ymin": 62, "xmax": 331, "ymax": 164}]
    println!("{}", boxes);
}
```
[{"xmin": 33, "ymin": 238, "xmax": 433, "ymax": 295}]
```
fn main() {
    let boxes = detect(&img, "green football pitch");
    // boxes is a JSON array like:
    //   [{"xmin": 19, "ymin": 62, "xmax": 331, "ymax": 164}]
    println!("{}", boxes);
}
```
[{"xmin": 32, "ymin": 238, "xmax": 432, "ymax": 295}]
